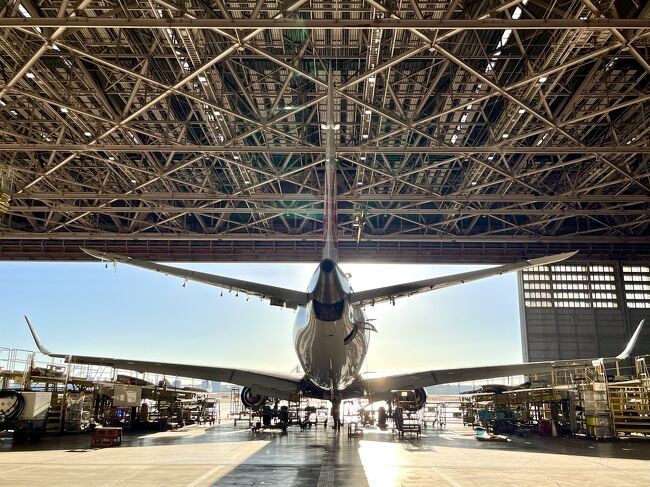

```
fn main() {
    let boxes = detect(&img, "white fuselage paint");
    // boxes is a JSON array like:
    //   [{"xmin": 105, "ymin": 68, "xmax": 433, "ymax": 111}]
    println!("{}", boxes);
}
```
[{"xmin": 292, "ymin": 263, "xmax": 369, "ymax": 392}]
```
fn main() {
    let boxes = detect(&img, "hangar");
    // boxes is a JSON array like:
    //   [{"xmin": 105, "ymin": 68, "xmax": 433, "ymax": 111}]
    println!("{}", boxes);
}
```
[{"xmin": 1, "ymin": 0, "xmax": 649, "ymax": 485}]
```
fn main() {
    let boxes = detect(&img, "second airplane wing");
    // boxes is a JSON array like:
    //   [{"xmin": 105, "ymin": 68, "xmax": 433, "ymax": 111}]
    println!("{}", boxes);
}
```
[
  {"xmin": 364, "ymin": 319, "xmax": 645, "ymax": 393},
  {"xmin": 24, "ymin": 317, "xmax": 303, "ymax": 401},
  {"xmin": 350, "ymin": 251, "xmax": 578, "ymax": 306},
  {"xmin": 81, "ymin": 248, "xmax": 309, "ymax": 309}
]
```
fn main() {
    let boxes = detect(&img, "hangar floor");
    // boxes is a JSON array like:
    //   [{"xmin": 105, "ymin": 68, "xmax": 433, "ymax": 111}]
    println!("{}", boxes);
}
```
[{"xmin": 1, "ymin": 423, "xmax": 649, "ymax": 486}]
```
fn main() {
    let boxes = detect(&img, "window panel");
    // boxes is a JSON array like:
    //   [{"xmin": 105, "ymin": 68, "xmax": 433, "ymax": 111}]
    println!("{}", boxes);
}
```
[
  {"xmin": 623, "ymin": 266, "xmax": 650, "ymax": 309},
  {"xmin": 524, "ymin": 262, "xmax": 619, "ymax": 308}
]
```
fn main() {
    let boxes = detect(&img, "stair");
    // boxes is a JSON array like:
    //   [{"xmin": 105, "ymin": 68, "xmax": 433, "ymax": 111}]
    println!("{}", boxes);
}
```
[
  {"xmin": 608, "ymin": 379, "xmax": 650, "ymax": 435},
  {"xmin": 46, "ymin": 395, "xmax": 64, "ymax": 433}
]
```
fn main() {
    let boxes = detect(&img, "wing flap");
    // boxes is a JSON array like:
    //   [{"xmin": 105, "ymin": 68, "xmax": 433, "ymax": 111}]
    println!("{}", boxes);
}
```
[
  {"xmin": 68, "ymin": 355, "xmax": 302, "ymax": 399},
  {"xmin": 365, "ymin": 362, "xmax": 558, "ymax": 393},
  {"xmin": 350, "ymin": 251, "xmax": 578, "ymax": 306},
  {"xmin": 81, "ymin": 248, "xmax": 309, "ymax": 309}
]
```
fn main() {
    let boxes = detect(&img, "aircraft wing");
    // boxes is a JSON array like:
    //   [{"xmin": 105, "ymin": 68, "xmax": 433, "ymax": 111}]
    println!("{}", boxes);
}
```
[
  {"xmin": 24, "ymin": 317, "xmax": 303, "ymax": 401},
  {"xmin": 365, "ymin": 362, "xmax": 560, "ymax": 394},
  {"xmin": 364, "ymin": 319, "xmax": 645, "ymax": 393},
  {"xmin": 350, "ymin": 251, "xmax": 578, "ymax": 306},
  {"xmin": 81, "ymin": 248, "xmax": 309, "ymax": 309}
]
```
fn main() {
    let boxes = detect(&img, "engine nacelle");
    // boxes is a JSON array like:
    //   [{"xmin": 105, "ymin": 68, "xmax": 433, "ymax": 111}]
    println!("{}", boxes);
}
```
[
  {"xmin": 392, "ymin": 388, "xmax": 428, "ymax": 411},
  {"xmin": 240, "ymin": 387, "xmax": 268, "ymax": 409},
  {"xmin": 414, "ymin": 388, "xmax": 427, "ymax": 410}
]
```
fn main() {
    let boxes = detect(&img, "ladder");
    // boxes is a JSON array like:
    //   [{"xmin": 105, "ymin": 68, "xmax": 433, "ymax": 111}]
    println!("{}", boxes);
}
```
[
  {"xmin": 45, "ymin": 360, "xmax": 73, "ymax": 434},
  {"xmin": 46, "ymin": 393, "xmax": 64, "ymax": 433},
  {"xmin": 636, "ymin": 358, "xmax": 649, "ymax": 379},
  {"xmin": 608, "ymin": 379, "xmax": 650, "ymax": 436}
]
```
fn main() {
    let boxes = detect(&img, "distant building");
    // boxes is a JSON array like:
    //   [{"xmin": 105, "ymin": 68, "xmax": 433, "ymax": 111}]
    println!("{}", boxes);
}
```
[{"xmin": 426, "ymin": 384, "xmax": 473, "ymax": 395}]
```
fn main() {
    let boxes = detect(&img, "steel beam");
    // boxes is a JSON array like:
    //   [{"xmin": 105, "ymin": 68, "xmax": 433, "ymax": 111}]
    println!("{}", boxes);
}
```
[
  {"xmin": 7, "ymin": 206, "xmax": 649, "ymax": 217},
  {"xmin": 1, "ymin": 144, "xmax": 647, "ymax": 154},
  {"xmin": 1, "ymin": 240, "xmax": 647, "ymax": 264},
  {"xmin": 0, "ymin": 231, "xmax": 648, "ymax": 244},
  {"xmin": 1, "ymin": 18, "xmax": 648, "ymax": 29},
  {"xmin": 13, "ymin": 193, "xmax": 650, "ymax": 203}
]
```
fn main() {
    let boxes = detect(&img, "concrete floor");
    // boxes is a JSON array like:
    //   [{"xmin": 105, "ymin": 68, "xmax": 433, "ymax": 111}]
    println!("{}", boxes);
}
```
[{"xmin": 1, "ymin": 423, "xmax": 649, "ymax": 486}]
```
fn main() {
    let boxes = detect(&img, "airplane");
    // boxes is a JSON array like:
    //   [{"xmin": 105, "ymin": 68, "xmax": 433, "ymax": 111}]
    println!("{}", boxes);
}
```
[{"xmin": 21, "ymin": 75, "xmax": 647, "ymax": 428}]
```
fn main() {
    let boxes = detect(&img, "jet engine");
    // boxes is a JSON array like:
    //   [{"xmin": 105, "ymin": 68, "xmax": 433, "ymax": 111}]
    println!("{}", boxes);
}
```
[
  {"xmin": 240, "ymin": 387, "xmax": 268, "ymax": 409},
  {"xmin": 391, "ymin": 388, "xmax": 428, "ymax": 411},
  {"xmin": 414, "ymin": 388, "xmax": 427, "ymax": 410}
]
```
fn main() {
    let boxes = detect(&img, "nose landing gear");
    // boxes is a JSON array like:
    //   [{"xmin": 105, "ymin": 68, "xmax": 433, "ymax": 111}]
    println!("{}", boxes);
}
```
[{"xmin": 331, "ymin": 396, "xmax": 342, "ymax": 431}]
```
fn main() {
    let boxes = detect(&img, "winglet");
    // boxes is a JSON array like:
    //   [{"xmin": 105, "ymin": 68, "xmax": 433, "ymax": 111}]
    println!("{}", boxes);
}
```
[
  {"xmin": 616, "ymin": 319, "xmax": 646, "ymax": 360},
  {"xmin": 527, "ymin": 250, "xmax": 579, "ymax": 267},
  {"xmin": 80, "ymin": 247, "xmax": 104, "ymax": 260},
  {"xmin": 24, "ymin": 316, "xmax": 53, "ymax": 355},
  {"xmin": 81, "ymin": 247, "xmax": 130, "ymax": 263}
]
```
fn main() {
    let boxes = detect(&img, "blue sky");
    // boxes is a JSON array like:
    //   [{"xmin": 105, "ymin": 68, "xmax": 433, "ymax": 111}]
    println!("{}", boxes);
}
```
[{"xmin": 0, "ymin": 261, "xmax": 523, "ymax": 373}]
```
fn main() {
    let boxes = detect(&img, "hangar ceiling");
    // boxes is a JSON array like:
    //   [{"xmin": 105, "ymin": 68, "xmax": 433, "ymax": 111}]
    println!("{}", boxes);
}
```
[{"xmin": 0, "ymin": 0, "xmax": 648, "ymax": 262}]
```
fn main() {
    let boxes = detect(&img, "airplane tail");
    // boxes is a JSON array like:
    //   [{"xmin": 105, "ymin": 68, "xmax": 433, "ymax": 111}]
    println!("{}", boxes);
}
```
[
  {"xmin": 322, "ymin": 69, "xmax": 338, "ymax": 262},
  {"xmin": 322, "ymin": 154, "xmax": 338, "ymax": 261}
]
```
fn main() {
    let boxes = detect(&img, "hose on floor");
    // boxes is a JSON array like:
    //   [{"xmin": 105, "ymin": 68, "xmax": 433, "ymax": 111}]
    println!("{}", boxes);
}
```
[{"xmin": 0, "ymin": 391, "xmax": 26, "ymax": 426}]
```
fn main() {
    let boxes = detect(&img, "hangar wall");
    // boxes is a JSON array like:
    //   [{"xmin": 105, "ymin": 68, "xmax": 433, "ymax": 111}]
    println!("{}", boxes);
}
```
[{"xmin": 518, "ymin": 263, "xmax": 650, "ymax": 361}]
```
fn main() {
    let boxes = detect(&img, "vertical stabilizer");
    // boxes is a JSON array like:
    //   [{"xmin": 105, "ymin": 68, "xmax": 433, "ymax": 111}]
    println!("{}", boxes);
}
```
[{"xmin": 322, "ymin": 69, "xmax": 339, "ymax": 261}]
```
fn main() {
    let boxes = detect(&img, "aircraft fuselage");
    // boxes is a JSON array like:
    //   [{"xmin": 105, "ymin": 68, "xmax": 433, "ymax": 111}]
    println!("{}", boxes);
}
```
[{"xmin": 293, "ymin": 259, "xmax": 369, "ymax": 392}]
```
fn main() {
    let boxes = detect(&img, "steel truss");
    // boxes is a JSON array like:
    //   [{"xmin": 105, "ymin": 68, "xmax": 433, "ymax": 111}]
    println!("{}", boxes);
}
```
[{"xmin": 0, "ymin": 0, "xmax": 648, "ymax": 262}]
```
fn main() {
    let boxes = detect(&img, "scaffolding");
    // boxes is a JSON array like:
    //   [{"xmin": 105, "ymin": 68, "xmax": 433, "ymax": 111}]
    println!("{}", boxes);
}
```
[
  {"xmin": 460, "ymin": 356, "xmax": 650, "ymax": 439},
  {"xmin": 228, "ymin": 387, "xmax": 251, "ymax": 427},
  {"xmin": 1, "ymin": 347, "xmax": 226, "ymax": 436}
]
